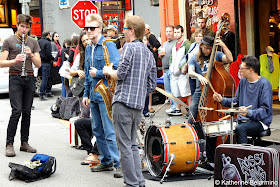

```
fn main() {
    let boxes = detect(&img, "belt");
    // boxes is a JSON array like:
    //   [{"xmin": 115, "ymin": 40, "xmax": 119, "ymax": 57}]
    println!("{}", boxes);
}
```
[{"xmin": 9, "ymin": 72, "xmax": 34, "ymax": 76}]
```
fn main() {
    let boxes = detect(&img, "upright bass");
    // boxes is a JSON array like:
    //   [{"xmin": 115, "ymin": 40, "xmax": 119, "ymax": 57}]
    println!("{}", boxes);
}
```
[{"xmin": 198, "ymin": 13, "xmax": 236, "ymax": 125}]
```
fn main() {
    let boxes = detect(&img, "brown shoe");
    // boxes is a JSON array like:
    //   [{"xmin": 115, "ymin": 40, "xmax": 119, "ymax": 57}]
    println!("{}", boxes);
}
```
[
  {"xmin": 149, "ymin": 108, "xmax": 155, "ymax": 113},
  {"xmin": 20, "ymin": 142, "xmax": 37, "ymax": 153},
  {"xmin": 6, "ymin": 144, "xmax": 16, "ymax": 157}
]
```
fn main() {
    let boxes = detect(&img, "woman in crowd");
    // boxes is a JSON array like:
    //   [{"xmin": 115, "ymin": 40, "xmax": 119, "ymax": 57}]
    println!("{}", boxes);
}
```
[
  {"xmin": 70, "ymin": 31, "xmax": 90, "ymax": 118},
  {"xmin": 54, "ymin": 39, "xmax": 71, "ymax": 97}
]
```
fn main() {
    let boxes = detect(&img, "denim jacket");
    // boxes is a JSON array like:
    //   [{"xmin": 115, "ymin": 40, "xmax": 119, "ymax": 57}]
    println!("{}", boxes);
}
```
[{"xmin": 83, "ymin": 35, "xmax": 120, "ymax": 102}]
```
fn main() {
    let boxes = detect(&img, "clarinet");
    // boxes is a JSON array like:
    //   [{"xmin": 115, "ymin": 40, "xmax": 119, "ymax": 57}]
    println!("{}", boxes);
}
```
[{"xmin": 21, "ymin": 34, "xmax": 27, "ymax": 77}]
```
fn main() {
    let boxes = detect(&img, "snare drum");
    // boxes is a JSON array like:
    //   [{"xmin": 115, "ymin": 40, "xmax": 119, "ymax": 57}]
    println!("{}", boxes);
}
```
[
  {"xmin": 203, "ymin": 120, "xmax": 237, "ymax": 137},
  {"xmin": 144, "ymin": 123, "xmax": 200, "ymax": 177}
]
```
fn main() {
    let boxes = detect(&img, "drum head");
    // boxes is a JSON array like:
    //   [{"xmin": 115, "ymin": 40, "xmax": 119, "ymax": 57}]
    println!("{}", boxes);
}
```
[{"xmin": 144, "ymin": 125, "xmax": 164, "ymax": 177}]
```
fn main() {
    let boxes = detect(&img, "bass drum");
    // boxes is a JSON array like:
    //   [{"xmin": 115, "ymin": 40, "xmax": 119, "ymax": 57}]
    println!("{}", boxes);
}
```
[{"xmin": 144, "ymin": 124, "xmax": 200, "ymax": 177}]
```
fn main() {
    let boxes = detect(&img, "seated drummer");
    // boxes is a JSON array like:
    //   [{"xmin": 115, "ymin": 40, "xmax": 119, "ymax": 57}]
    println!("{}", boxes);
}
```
[{"xmin": 213, "ymin": 55, "xmax": 273, "ymax": 144}]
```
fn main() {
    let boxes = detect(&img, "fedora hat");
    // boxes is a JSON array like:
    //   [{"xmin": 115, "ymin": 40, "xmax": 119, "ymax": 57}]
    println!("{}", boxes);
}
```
[{"xmin": 201, "ymin": 36, "xmax": 214, "ymax": 47}]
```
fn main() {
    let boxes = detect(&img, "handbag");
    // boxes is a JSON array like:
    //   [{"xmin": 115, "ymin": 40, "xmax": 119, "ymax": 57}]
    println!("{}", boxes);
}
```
[
  {"xmin": 58, "ymin": 61, "xmax": 71, "ymax": 79},
  {"xmin": 70, "ymin": 76, "xmax": 85, "ymax": 97}
]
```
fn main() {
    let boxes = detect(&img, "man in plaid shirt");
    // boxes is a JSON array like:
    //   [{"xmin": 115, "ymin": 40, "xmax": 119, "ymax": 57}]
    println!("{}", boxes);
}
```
[{"xmin": 103, "ymin": 15, "xmax": 157, "ymax": 187}]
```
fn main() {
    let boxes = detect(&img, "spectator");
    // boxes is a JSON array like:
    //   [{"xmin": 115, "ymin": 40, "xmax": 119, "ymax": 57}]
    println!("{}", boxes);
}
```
[
  {"xmin": 106, "ymin": 25, "xmax": 121, "ymax": 49},
  {"xmin": 38, "ymin": 30, "xmax": 54, "ymax": 100},
  {"xmin": 159, "ymin": 25, "xmax": 177, "ymax": 114}
]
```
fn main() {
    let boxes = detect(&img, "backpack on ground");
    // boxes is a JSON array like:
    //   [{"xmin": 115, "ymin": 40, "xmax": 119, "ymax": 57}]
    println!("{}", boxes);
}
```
[
  {"xmin": 8, "ymin": 154, "xmax": 56, "ymax": 183},
  {"xmin": 50, "ymin": 96, "xmax": 66, "ymax": 119},
  {"xmin": 59, "ymin": 96, "xmax": 80, "ymax": 120}
]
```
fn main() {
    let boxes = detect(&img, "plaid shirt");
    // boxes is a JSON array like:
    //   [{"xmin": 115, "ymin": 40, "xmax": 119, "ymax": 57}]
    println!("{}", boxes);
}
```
[{"xmin": 112, "ymin": 42, "xmax": 157, "ymax": 110}]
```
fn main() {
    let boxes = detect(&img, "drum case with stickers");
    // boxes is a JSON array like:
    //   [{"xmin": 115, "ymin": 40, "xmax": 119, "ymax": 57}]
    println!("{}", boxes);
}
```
[{"xmin": 214, "ymin": 144, "xmax": 279, "ymax": 187}]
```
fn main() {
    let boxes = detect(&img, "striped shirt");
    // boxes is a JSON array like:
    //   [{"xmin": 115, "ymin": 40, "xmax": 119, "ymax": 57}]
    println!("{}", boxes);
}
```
[{"xmin": 112, "ymin": 41, "xmax": 157, "ymax": 110}]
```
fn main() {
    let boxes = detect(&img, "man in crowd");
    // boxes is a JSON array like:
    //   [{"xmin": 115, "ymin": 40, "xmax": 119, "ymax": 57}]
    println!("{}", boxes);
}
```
[
  {"xmin": 106, "ymin": 25, "xmax": 121, "ymax": 49},
  {"xmin": 103, "ymin": 15, "xmax": 157, "ymax": 187},
  {"xmin": 82, "ymin": 13, "xmax": 122, "ymax": 178},
  {"xmin": 169, "ymin": 25, "xmax": 192, "ymax": 116},
  {"xmin": 190, "ymin": 17, "xmax": 215, "ymax": 43},
  {"xmin": 145, "ymin": 23, "xmax": 161, "ymax": 64},
  {"xmin": 0, "ymin": 14, "xmax": 41, "ymax": 157},
  {"xmin": 159, "ymin": 25, "xmax": 177, "ymax": 115},
  {"xmin": 38, "ymin": 30, "xmax": 54, "ymax": 100}
]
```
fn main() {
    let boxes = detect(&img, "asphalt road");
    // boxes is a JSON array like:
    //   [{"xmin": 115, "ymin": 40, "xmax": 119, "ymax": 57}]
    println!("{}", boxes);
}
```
[{"xmin": 0, "ymin": 85, "xmax": 213, "ymax": 187}]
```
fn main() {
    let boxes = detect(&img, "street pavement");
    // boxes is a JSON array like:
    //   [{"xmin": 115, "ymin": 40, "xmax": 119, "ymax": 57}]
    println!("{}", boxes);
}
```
[
  {"xmin": 0, "ymin": 85, "xmax": 213, "ymax": 187},
  {"xmin": 0, "ymin": 85, "xmax": 279, "ymax": 187}
]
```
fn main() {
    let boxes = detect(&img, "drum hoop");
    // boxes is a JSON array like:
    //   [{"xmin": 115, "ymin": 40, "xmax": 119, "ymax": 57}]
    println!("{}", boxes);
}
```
[
  {"xmin": 186, "ymin": 123, "xmax": 200, "ymax": 173},
  {"xmin": 155, "ymin": 124, "xmax": 169, "ymax": 176}
]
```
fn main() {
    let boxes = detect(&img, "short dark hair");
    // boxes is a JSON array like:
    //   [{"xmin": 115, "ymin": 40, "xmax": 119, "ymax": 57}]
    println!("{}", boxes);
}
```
[
  {"xmin": 42, "ymin": 30, "xmax": 51, "ymax": 37},
  {"xmin": 241, "ymin": 55, "xmax": 260, "ymax": 75},
  {"xmin": 174, "ymin": 25, "xmax": 184, "ymax": 33},
  {"xmin": 166, "ymin": 25, "xmax": 174, "ymax": 30},
  {"xmin": 17, "ymin": 14, "xmax": 33, "ymax": 25}
]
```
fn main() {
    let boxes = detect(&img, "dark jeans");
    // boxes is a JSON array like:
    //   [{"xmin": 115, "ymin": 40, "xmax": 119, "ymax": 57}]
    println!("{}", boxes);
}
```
[
  {"xmin": 143, "ymin": 95, "xmax": 149, "ymax": 115},
  {"xmin": 74, "ymin": 118, "xmax": 99, "ymax": 155},
  {"xmin": 40, "ymin": 63, "xmax": 52, "ymax": 96},
  {"xmin": 7, "ymin": 75, "xmax": 35, "ymax": 145},
  {"xmin": 235, "ymin": 120, "xmax": 264, "ymax": 144}
]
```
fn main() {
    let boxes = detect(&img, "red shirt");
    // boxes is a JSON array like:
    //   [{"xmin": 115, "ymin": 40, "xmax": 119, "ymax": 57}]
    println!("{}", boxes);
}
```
[{"xmin": 176, "ymin": 40, "xmax": 184, "ymax": 51}]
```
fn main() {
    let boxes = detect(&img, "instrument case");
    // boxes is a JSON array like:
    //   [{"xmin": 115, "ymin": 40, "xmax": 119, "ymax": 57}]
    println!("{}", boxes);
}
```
[
  {"xmin": 69, "ymin": 117, "xmax": 81, "ymax": 147},
  {"xmin": 214, "ymin": 144, "xmax": 279, "ymax": 187}
]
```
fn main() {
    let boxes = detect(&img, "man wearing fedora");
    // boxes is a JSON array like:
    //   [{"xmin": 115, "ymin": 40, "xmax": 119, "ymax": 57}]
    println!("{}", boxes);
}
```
[{"xmin": 187, "ymin": 35, "xmax": 233, "ymax": 173}]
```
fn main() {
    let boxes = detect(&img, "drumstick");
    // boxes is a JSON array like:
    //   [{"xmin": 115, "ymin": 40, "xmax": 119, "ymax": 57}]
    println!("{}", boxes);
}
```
[{"xmin": 218, "ymin": 105, "xmax": 253, "ymax": 121}]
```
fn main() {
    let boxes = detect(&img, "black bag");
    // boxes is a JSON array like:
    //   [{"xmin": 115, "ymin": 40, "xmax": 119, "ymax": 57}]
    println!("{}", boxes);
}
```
[
  {"xmin": 8, "ymin": 154, "xmax": 56, "ymax": 183},
  {"xmin": 70, "ymin": 76, "xmax": 85, "ymax": 97},
  {"xmin": 50, "ymin": 96, "xmax": 66, "ymax": 119},
  {"xmin": 59, "ymin": 97, "xmax": 80, "ymax": 120}
]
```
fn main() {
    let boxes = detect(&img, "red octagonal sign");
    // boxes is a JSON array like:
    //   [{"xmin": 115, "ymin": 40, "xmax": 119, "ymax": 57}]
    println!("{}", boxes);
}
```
[{"xmin": 72, "ymin": 1, "xmax": 99, "ymax": 29}]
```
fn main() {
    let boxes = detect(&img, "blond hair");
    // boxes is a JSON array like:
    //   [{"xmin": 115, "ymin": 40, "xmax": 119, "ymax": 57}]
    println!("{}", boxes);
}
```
[
  {"xmin": 193, "ymin": 28, "xmax": 205, "ymax": 37},
  {"xmin": 85, "ymin": 14, "xmax": 103, "ymax": 27},
  {"xmin": 124, "ymin": 16, "xmax": 145, "ymax": 40}
]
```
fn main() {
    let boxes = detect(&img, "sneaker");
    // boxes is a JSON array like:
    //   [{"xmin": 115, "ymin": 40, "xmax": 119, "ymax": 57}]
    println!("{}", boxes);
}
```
[
  {"xmin": 46, "ymin": 93, "xmax": 54, "ymax": 98},
  {"xmin": 20, "ymin": 142, "xmax": 37, "ymax": 153},
  {"xmin": 143, "ymin": 112, "xmax": 150, "ymax": 118},
  {"xmin": 167, "ymin": 109, "xmax": 182, "ymax": 116},
  {"xmin": 39, "ymin": 95, "xmax": 47, "ymax": 101},
  {"xmin": 6, "ymin": 144, "xmax": 16, "ymax": 157},
  {"xmin": 196, "ymin": 161, "xmax": 214, "ymax": 174},
  {"xmin": 114, "ymin": 167, "xmax": 123, "ymax": 178},
  {"xmin": 91, "ymin": 162, "xmax": 114, "ymax": 172},
  {"xmin": 165, "ymin": 108, "xmax": 175, "ymax": 114}
]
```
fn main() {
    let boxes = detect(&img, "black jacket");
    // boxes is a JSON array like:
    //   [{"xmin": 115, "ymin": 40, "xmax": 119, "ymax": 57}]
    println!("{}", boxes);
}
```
[{"xmin": 38, "ymin": 37, "xmax": 54, "ymax": 63}]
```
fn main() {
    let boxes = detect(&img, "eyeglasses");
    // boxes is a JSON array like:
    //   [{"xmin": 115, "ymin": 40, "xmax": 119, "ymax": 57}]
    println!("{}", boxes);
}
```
[
  {"xmin": 239, "ymin": 66, "xmax": 250, "ymax": 70},
  {"xmin": 123, "ymin": 27, "xmax": 131, "ymax": 30},
  {"xmin": 202, "ymin": 46, "xmax": 212, "ymax": 51},
  {"xmin": 84, "ymin": 26, "xmax": 99, "ymax": 32}
]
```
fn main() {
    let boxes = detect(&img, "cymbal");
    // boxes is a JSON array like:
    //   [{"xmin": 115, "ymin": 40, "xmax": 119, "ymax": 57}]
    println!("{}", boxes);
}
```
[
  {"xmin": 155, "ymin": 87, "xmax": 188, "ymax": 108},
  {"xmin": 216, "ymin": 108, "xmax": 247, "ymax": 114}
]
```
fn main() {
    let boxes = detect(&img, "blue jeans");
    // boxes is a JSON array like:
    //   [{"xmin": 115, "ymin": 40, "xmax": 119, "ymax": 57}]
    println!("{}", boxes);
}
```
[
  {"xmin": 61, "ymin": 77, "xmax": 67, "ymax": 97},
  {"xmin": 7, "ymin": 75, "xmax": 35, "ymax": 145},
  {"xmin": 236, "ymin": 120, "xmax": 264, "ymax": 144},
  {"xmin": 40, "ymin": 63, "xmax": 52, "ymax": 96},
  {"xmin": 163, "ymin": 70, "xmax": 176, "ymax": 110},
  {"xmin": 90, "ymin": 101, "xmax": 120, "ymax": 168}
]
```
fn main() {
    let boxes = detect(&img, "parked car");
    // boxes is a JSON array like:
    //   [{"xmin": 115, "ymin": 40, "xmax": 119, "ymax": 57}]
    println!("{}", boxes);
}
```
[{"xmin": 0, "ymin": 67, "xmax": 9, "ymax": 94}]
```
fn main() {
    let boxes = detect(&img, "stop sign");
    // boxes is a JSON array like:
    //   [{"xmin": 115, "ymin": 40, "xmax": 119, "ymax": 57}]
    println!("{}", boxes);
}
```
[{"xmin": 71, "ymin": 1, "xmax": 99, "ymax": 29}]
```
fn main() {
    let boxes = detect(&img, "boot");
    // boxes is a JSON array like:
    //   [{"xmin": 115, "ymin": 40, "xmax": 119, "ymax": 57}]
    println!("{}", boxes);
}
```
[
  {"xmin": 20, "ymin": 142, "xmax": 37, "ymax": 153},
  {"xmin": 6, "ymin": 144, "xmax": 16, "ymax": 157}
]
